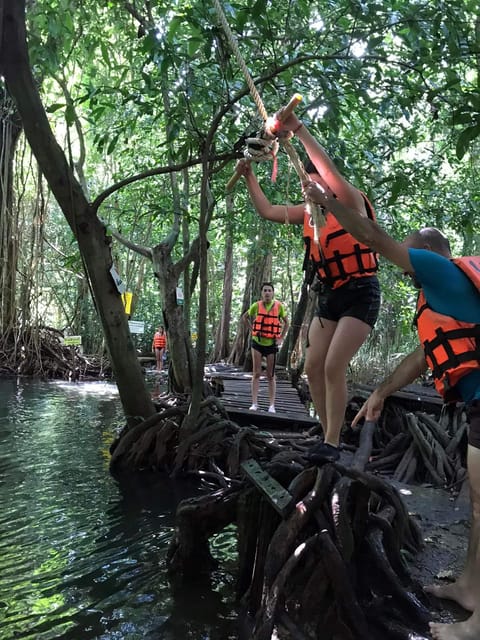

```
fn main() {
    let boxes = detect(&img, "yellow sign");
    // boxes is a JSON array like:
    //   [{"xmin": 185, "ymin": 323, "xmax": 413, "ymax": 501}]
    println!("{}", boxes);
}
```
[{"xmin": 122, "ymin": 291, "xmax": 133, "ymax": 315}]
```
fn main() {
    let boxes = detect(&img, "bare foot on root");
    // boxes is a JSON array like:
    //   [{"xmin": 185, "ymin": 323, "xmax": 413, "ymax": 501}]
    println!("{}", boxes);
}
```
[
  {"xmin": 425, "ymin": 582, "xmax": 475, "ymax": 612},
  {"xmin": 430, "ymin": 617, "xmax": 480, "ymax": 640}
]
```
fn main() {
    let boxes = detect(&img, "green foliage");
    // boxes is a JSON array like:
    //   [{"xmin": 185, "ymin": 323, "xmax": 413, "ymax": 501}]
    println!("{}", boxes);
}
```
[{"xmin": 8, "ymin": 0, "xmax": 480, "ymax": 369}]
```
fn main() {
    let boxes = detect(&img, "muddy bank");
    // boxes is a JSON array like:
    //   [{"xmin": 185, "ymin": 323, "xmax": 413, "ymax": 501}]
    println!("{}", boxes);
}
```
[{"xmin": 397, "ymin": 479, "xmax": 470, "ymax": 625}]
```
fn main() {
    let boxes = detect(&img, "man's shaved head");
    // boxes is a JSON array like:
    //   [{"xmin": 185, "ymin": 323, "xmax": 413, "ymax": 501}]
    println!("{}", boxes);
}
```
[{"xmin": 403, "ymin": 227, "xmax": 451, "ymax": 257}]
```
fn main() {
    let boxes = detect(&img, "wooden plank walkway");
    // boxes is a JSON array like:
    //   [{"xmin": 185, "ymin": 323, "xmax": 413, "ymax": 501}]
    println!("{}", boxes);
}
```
[
  {"xmin": 206, "ymin": 364, "xmax": 318, "ymax": 430},
  {"xmin": 206, "ymin": 364, "xmax": 445, "ymax": 430},
  {"xmin": 351, "ymin": 382, "xmax": 444, "ymax": 411}
]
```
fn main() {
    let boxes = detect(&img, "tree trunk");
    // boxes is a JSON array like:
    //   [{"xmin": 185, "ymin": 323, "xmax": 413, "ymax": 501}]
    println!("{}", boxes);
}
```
[
  {"xmin": 228, "ymin": 232, "xmax": 272, "ymax": 368},
  {"xmin": 151, "ymin": 244, "xmax": 194, "ymax": 393},
  {"xmin": 1, "ymin": 0, "xmax": 155, "ymax": 423},
  {"xmin": 212, "ymin": 195, "xmax": 234, "ymax": 362},
  {"xmin": 0, "ymin": 89, "xmax": 22, "ymax": 330},
  {"xmin": 277, "ymin": 278, "xmax": 310, "ymax": 368}
]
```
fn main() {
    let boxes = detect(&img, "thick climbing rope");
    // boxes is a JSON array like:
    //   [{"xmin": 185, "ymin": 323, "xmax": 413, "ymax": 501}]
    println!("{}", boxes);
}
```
[
  {"xmin": 211, "ymin": 0, "xmax": 267, "ymax": 121},
  {"xmin": 211, "ymin": 0, "xmax": 277, "ymax": 164},
  {"xmin": 211, "ymin": 0, "xmax": 325, "ymax": 239},
  {"xmin": 282, "ymin": 140, "xmax": 325, "ymax": 242}
]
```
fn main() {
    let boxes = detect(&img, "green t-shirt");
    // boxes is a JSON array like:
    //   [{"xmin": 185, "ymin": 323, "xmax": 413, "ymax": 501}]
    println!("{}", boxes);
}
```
[{"xmin": 248, "ymin": 299, "xmax": 286, "ymax": 346}]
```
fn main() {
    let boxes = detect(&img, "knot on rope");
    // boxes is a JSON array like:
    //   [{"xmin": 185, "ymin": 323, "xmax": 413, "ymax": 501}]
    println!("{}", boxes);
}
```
[
  {"xmin": 242, "ymin": 131, "xmax": 280, "ymax": 181},
  {"xmin": 244, "ymin": 135, "xmax": 279, "ymax": 163}
]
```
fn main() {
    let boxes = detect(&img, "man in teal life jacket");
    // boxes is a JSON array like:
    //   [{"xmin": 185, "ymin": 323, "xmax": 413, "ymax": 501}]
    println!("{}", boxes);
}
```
[
  {"xmin": 242, "ymin": 282, "xmax": 289, "ymax": 413},
  {"xmin": 300, "ymin": 177, "xmax": 480, "ymax": 640}
]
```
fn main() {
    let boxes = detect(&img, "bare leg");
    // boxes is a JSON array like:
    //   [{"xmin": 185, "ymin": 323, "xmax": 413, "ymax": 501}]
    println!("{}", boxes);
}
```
[
  {"xmin": 155, "ymin": 348, "xmax": 162, "ymax": 371},
  {"xmin": 304, "ymin": 316, "xmax": 336, "ymax": 434},
  {"xmin": 323, "ymin": 316, "xmax": 371, "ymax": 447},
  {"xmin": 250, "ymin": 348, "xmax": 262, "ymax": 408},
  {"xmin": 426, "ymin": 446, "xmax": 480, "ymax": 611},
  {"xmin": 429, "ymin": 445, "xmax": 480, "ymax": 639},
  {"xmin": 265, "ymin": 352, "xmax": 276, "ymax": 408}
]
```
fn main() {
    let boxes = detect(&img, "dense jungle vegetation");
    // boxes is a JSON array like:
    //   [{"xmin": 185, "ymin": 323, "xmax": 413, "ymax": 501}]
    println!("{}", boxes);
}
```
[{"xmin": 1, "ymin": 0, "xmax": 479, "ymax": 420}]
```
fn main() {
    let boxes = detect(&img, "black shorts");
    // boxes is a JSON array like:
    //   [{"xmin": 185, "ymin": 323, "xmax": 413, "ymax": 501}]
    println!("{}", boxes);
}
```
[
  {"xmin": 316, "ymin": 276, "xmax": 381, "ymax": 329},
  {"xmin": 251, "ymin": 341, "xmax": 278, "ymax": 357},
  {"xmin": 467, "ymin": 400, "xmax": 480, "ymax": 449}
]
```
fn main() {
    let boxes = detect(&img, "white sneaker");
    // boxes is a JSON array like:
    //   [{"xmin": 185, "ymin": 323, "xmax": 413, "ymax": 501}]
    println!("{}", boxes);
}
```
[
  {"xmin": 268, "ymin": 405, "xmax": 276, "ymax": 413},
  {"xmin": 249, "ymin": 404, "xmax": 258, "ymax": 411}
]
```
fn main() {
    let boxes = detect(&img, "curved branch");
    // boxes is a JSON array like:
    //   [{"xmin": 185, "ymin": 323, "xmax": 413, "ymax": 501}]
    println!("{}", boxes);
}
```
[
  {"xmin": 91, "ymin": 152, "xmax": 239, "ymax": 212},
  {"xmin": 55, "ymin": 73, "xmax": 88, "ymax": 192},
  {"xmin": 173, "ymin": 236, "xmax": 200, "ymax": 279},
  {"xmin": 110, "ymin": 229, "xmax": 152, "ymax": 260}
]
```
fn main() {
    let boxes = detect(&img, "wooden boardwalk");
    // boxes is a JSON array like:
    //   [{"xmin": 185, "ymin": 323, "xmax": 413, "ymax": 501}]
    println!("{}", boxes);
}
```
[
  {"xmin": 351, "ymin": 381, "xmax": 443, "ymax": 411},
  {"xmin": 206, "ymin": 364, "xmax": 444, "ymax": 431},
  {"xmin": 206, "ymin": 364, "xmax": 318, "ymax": 430}
]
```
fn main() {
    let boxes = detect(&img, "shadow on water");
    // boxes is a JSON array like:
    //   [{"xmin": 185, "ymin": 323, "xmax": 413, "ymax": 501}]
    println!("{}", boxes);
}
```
[{"xmin": 0, "ymin": 378, "xmax": 239, "ymax": 640}]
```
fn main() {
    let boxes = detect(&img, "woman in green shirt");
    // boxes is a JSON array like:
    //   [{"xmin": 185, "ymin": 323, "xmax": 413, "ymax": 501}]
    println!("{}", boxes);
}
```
[{"xmin": 243, "ymin": 282, "xmax": 289, "ymax": 413}]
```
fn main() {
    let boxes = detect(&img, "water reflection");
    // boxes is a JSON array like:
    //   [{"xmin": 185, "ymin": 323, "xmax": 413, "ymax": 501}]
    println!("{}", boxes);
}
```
[{"xmin": 0, "ymin": 379, "xmax": 238, "ymax": 639}]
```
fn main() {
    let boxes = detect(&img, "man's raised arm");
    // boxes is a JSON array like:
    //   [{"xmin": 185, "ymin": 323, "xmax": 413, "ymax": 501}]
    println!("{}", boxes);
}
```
[{"xmin": 303, "ymin": 181, "xmax": 414, "ymax": 275}]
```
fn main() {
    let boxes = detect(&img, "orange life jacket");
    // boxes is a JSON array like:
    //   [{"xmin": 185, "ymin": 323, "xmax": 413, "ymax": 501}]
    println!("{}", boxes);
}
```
[
  {"xmin": 414, "ymin": 256, "xmax": 480, "ymax": 401},
  {"xmin": 153, "ymin": 333, "xmax": 166, "ymax": 348},
  {"xmin": 303, "ymin": 193, "xmax": 379, "ymax": 289},
  {"xmin": 252, "ymin": 300, "xmax": 282, "ymax": 340}
]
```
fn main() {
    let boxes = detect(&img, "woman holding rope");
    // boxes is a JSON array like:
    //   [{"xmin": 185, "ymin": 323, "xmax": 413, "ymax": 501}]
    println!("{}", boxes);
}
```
[{"xmin": 236, "ymin": 111, "xmax": 381, "ymax": 462}]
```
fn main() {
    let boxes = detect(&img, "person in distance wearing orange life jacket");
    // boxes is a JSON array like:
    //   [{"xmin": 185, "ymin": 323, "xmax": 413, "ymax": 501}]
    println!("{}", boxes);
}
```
[
  {"xmin": 242, "ymin": 282, "xmax": 289, "ymax": 413},
  {"xmin": 236, "ymin": 116, "xmax": 380, "ymax": 463},
  {"xmin": 152, "ymin": 326, "xmax": 167, "ymax": 371},
  {"xmin": 302, "ymin": 179, "xmax": 480, "ymax": 640}
]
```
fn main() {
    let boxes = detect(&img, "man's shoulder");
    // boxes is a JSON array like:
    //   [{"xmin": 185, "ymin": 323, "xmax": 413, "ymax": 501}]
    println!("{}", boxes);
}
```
[
  {"xmin": 409, "ymin": 248, "xmax": 458, "ymax": 282},
  {"xmin": 409, "ymin": 247, "xmax": 452, "ymax": 267}
]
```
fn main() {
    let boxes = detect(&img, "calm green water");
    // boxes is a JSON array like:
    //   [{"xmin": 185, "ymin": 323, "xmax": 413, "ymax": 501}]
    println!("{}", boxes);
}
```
[{"xmin": 0, "ymin": 379, "xmax": 238, "ymax": 639}]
